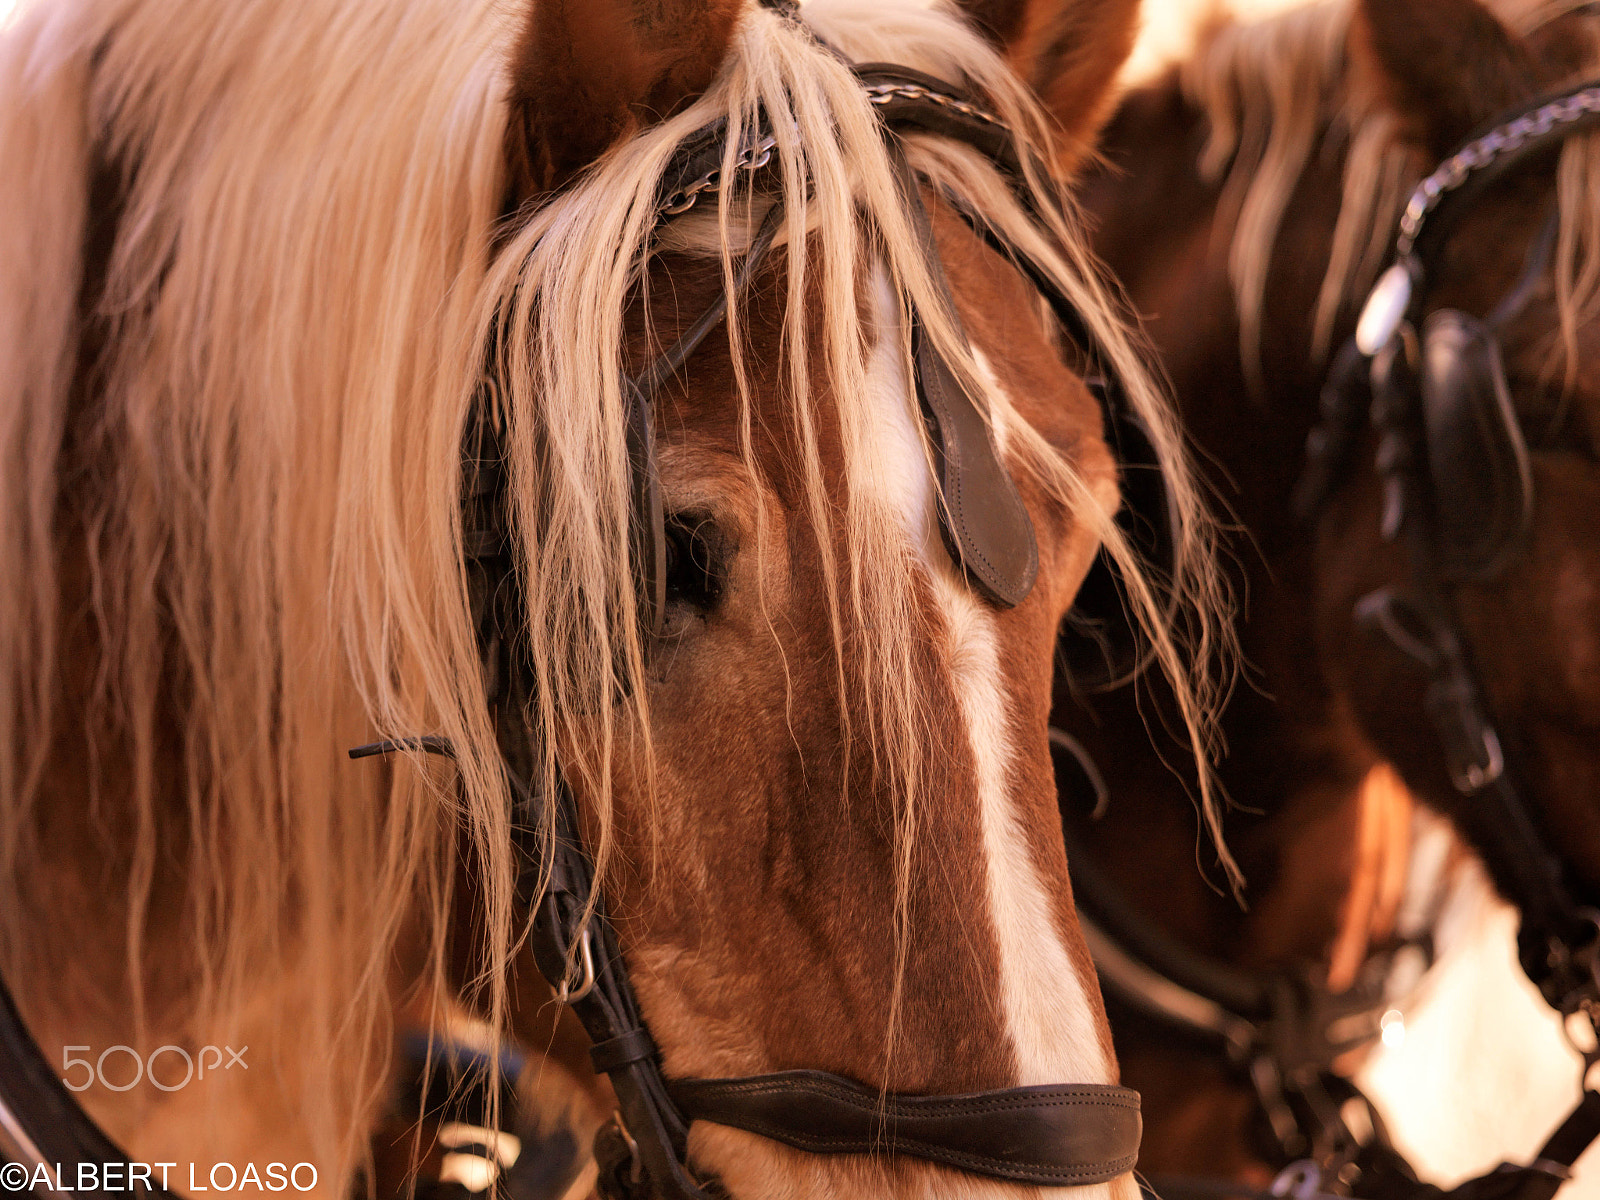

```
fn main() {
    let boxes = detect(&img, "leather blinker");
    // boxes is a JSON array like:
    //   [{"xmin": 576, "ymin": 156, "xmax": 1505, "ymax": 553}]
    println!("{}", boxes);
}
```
[
  {"xmin": 891, "ymin": 148, "xmax": 1039, "ymax": 608},
  {"xmin": 1419, "ymin": 309, "xmax": 1534, "ymax": 582}
]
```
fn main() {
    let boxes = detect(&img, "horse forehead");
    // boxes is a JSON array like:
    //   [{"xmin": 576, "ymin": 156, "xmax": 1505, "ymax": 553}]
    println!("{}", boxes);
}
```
[{"xmin": 647, "ymin": 253, "xmax": 845, "ymax": 486}]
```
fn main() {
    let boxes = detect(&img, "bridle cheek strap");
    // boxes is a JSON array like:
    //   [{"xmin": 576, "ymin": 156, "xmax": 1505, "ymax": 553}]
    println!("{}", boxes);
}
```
[{"xmin": 669, "ymin": 1072, "xmax": 1141, "ymax": 1186}]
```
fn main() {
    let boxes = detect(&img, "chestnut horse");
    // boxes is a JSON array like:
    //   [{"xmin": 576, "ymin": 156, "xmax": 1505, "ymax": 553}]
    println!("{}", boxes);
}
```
[
  {"xmin": 0, "ymin": 0, "xmax": 1232, "ymax": 1197},
  {"xmin": 1056, "ymin": 0, "xmax": 1600, "ymax": 1192}
]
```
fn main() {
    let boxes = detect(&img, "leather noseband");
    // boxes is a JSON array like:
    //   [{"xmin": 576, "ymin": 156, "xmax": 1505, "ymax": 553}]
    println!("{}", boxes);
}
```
[{"xmin": 671, "ymin": 1071, "xmax": 1140, "ymax": 1186}]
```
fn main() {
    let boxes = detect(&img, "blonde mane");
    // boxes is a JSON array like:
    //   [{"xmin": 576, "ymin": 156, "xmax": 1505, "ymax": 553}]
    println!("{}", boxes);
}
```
[
  {"xmin": 1183, "ymin": 0, "xmax": 1600, "ymax": 387},
  {"xmin": 0, "ymin": 0, "xmax": 1231, "ymax": 1186}
]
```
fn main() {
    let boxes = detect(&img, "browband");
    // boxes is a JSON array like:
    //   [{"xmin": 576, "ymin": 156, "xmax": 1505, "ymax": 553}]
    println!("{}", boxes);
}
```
[
  {"xmin": 859, "ymin": 64, "xmax": 1022, "ymax": 175},
  {"xmin": 1356, "ymin": 79, "xmax": 1600, "ymax": 356}
]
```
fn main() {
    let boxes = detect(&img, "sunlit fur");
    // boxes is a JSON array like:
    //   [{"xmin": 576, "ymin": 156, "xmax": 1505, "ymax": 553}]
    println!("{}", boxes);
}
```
[
  {"xmin": 0, "ymin": 0, "xmax": 1229, "ymax": 1190},
  {"xmin": 1183, "ymin": 0, "xmax": 1600, "ymax": 386},
  {"xmin": 1326, "ymin": 765, "xmax": 1414, "ymax": 993}
]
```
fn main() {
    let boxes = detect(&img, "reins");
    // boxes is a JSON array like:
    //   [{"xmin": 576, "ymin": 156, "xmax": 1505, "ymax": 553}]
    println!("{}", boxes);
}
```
[{"xmin": 1052, "ymin": 732, "xmax": 1442, "ymax": 1200}]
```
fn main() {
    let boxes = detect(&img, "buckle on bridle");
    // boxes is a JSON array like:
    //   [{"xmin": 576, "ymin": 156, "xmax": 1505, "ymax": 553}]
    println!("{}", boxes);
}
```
[
  {"xmin": 557, "ymin": 924, "xmax": 598, "ymax": 1004},
  {"xmin": 1354, "ymin": 587, "xmax": 1505, "ymax": 793},
  {"xmin": 1269, "ymin": 1159, "xmax": 1333, "ymax": 1200},
  {"xmin": 1428, "ymin": 673, "xmax": 1506, "ymax": 794}
]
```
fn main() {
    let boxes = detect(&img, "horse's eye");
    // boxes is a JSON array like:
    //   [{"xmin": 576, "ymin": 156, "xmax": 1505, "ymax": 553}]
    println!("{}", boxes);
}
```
[{"xmin": 663, "ymin": 512, "xmax": 723, "ymax": 614}]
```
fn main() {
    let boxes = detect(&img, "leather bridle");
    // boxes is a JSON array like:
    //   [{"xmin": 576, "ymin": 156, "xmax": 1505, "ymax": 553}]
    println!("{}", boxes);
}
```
[
  {"xmin": 361, "ymin": 62, "xmax": 1154, "ymax": 1200},
  {"xmin": 1051, "ymin": 730, "xmax": 1443, "ymax": 1200},
  {"xmin": 0, "ymin": 61, "xmax": 1163, "ymax": 1200},
  {"xmin": 1292, "ymin": 78, "xmax": 1600, "ymax": 1199},
  {"xmin": 1040, "ymin": 78, "xmax": 1600, "ymax": 1200},
  {"xmin": 1304, "ymin": 78, "xmax": 1600, "ymax": 1033}
]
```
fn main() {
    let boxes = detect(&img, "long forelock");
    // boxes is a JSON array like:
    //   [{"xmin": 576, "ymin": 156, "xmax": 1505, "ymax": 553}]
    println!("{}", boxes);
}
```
[
  {"xmin": 480, "ymin": 0, "xmax": 988, "ymax": 897},
  {"xmin": 1188, "ymin": 0, "xmax": 1600, "ymax": 380}
]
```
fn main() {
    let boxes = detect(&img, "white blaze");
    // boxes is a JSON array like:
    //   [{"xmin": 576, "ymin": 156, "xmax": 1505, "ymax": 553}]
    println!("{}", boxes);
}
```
[{"xmin": 861, "ymin": 270, "xmax": 1125, "ymax": 1200}]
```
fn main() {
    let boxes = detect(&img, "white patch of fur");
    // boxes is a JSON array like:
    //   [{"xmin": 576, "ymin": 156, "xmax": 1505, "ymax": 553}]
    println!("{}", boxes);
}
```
[
  {"xmin": 854, "ymin": 268, "xmax": 1123, "ymax": 1200},
  {"xmin": 861, "ymin": 268, "xmax": 938, "ymax": 550}
]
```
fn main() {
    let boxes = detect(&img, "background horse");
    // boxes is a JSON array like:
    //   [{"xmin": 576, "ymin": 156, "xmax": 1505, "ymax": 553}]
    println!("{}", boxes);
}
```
[
  {"xmin": 1056, "ymin": 0, "xmax": 1600, "ymax": 1188},
  {"xmin": 0, "ymin": 0, "xmax": 1231, "ymax": 1196}
]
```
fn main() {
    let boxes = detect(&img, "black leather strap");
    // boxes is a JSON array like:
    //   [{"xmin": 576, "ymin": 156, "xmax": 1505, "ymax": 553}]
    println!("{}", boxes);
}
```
[
  {"xmin": 1418, "ymin": 309, "xmax": 1533, "ymax": 582},
  {"xmin": 671, "ymin": 1071, "xmax": 1140, "ymax": 1185},
  {"xmin": 1053, "ymin": 732, "xmax": 1441, "ymax": 1183},
  {"xmin": 590, "ymin": 1028, "xmax": 659, "ymax": 1075},
  {"xmin": 1363, "ymin": 340, "xmax": 1591, "ymax": 1007},
  {"xmin": 1420, "ymin": 1091, "xmax": 1600, "ymax": 1200}
]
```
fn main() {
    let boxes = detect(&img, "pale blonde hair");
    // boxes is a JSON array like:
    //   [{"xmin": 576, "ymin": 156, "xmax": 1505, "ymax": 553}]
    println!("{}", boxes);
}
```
[
  {"xmin": 1185, "ymin": 0, "xmax": 1600, "ymax": 389},
  {"xmin": 0, "ymin": 0, "xmax": 1233, "ymax": 1186}
]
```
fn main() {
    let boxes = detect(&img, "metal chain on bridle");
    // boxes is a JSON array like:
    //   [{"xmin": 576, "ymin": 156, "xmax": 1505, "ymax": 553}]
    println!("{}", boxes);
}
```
[
  {"xmin": 1393, "ymin": 86, "xmax": 1600, "ymax": 261},
  {"xmin": 654, "ymin": 82, "xmax": 1004, "ymax": 219},
  {"xmin": 657, "ymin": 134, "xmax": 776, "ymax": 216}
]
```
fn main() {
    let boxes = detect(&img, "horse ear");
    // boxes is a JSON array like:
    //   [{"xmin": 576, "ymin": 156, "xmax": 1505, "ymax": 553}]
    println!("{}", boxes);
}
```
[
  {"xmin": 1351, "ymin": 0, "xmax": 1539, "ymax": 162},
  {"xmin": 505, "ymin": 0, "xmax": 744, "ymax": 199},
  {"xmin": 952, "ymin": 0, "xmax": 1140, "ymax": 170}
]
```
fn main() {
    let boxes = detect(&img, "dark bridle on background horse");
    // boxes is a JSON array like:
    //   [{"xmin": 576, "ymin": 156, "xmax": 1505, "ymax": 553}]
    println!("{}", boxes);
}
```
[
  {"xmin": 1052, "ymin": 77, "xmax": 1600, "ymax": 1200},
  {"xmin": 0, "ymin": 57, "xmax": 1175, "ymax": 1200}
]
